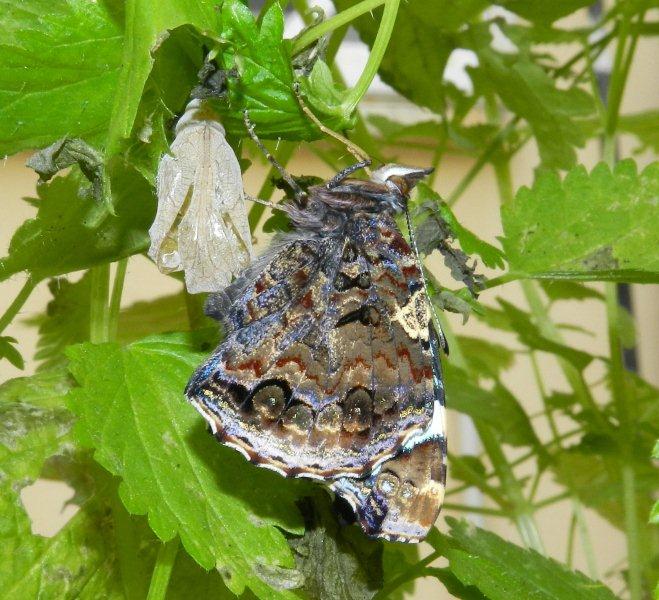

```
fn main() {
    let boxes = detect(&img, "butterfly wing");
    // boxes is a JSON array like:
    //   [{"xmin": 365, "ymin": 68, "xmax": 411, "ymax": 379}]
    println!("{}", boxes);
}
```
[
  {"xmin": 186, "ymin": 212, "xmax": 437, "ymax": 479},
  {"xmin": 331, "ymin": 326, "xmax": 447, "ymax": 542}
]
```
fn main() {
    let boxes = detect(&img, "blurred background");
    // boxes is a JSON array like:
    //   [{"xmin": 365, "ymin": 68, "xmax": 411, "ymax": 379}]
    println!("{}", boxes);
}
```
[{"xmin": 1, "ymin": 2, "xmax": 657, "ymax": 598}]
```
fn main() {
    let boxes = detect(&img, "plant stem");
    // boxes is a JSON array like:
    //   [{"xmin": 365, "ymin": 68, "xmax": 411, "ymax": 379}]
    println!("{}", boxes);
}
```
[
  {"xmin": 0, "ymin": 276, "xmax": 36, "ymax": 335},
  {"xmin": 146, "ymin": 539, "xmax": 180, "ymax": 600},
  {"xmin": 342, "ymin": 0, "xmax": 400, "ymax": 113},
  {"xmin": 291, "ymin": 0, "xmax": 386, "ymax": 55},
  {"xmin": 442, "ymin": 502, "xmax": 505, "ymax": 517},
  {"xmin": 572, "ymin": 498, "xmax": 598, "ymax": 579},
  {"xmin": 479, "ymin": 425, "xmax": 546, "ymax": 554},
  {"xmin": 621, "ymin": 463, "xmax": 642, "ymax": 600},
  {"xmin": 440, "ymin": 315, "xmax": 545, "ymax": 552},
  {"xmin": 566, "ymin": 512, "xmax": 577, "ymax": 568},
  {"xmin": 89, "ymin": 264, "xmax": 111, "ymax": 344},
  {"xmin": 108, "ymin": 258, "xmax": 128, "ymax": 341},
  {"xmin": 521, "ymin": 279, "xmax": 609, "ymax": 432}
]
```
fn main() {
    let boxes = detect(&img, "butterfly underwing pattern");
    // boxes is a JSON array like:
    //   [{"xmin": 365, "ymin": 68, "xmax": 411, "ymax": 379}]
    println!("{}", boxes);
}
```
[{"xmin": 185, "ymin": 164, "xmax": 447, "ymax": 542}]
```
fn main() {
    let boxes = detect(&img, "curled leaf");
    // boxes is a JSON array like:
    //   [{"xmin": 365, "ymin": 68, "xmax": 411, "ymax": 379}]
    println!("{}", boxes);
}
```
[
  {"xmin": 26, "ymin": 137, "xmax": 112, "ymax": 215},
  {"xmin": 148, "ymin": 99, "xmax": 253, "ymax": 293}
]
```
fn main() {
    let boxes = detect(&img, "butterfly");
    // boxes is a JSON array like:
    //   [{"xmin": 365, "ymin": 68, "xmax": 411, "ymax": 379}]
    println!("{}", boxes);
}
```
[{"xmin": 185, "ymin": 163, "xmax": 447, "ymax": 542}]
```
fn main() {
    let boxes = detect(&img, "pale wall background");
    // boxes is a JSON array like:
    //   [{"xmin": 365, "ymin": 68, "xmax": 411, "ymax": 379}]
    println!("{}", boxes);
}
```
[{"xmin": 1, "ymin": 10, "xmax": 657, "ymax": 600}]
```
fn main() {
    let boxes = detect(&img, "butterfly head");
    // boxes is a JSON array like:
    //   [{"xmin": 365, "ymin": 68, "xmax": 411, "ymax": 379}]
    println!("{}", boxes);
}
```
[
  {"xmin": 370, "ymin": 164, "xmax": 433, "ymax": 211},
  {"xmin": 317, "ymin": 164, "xmax": 433, "ymax": 216}
]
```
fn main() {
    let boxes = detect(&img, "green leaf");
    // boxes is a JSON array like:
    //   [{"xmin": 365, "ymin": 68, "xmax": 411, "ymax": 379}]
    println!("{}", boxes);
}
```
[
  {"xmin": 0, "ymin": 0, "xmax": 123, "ymax": 155},
  {"xmin": 0, "ymin": 367, "xmax": 235, "ymax": 598},
  {"xmin": 290, "ymin": 495, "xmax": 383, "ymax": 600},
  {"xmin": 445, "ymin": 364, "xmax": 542, "ymax": 450},
  {"xmin": 497, "ymin": 0, "xmax": 595, "ymax": 23},
  {"xmin": 540, "ymin": 281, "xmax": 604, "ymax": 302},
  {"xmin": 619, "ymin": 109, "xmax": 659, "ymax": 155},
  {"xmin": 416, "ymin": 183, "xmax": 505, "ymax": 269},
  {"xmin": 497, "ymin": 299, "xmax": 594, "ymax": 370},
  {"xmin": 433, "ymin": 517, "xmax": 618, "ymax": 600},
  {"xmin": 456, "ymin": 336, "xmax": 515, "ymax": 379},
  {"xmin": 0, "ymin": 336, "xmax": 24, "ymax": 369},
  {"xmin": 213, "ymin": 1, "xmax": 353, "ymax": 140},
  {"xmin": 0, "ymin": 370, "xmax": 122, "ymax": 598},
  {"xmin": 24, "ymin": 275, "xmax": 92, "ymax": 371},
  {"xmin": 67, "ymin": 334, "xmax": 306, "ymax": 599},
  {"xmin": 502, "ymin": 160, "xmax": 659, "ymax": 282},
  {"xmin": 0, "ymin": 169, "xmax": 155, "ymax": 283},
  {"xmin": 105, "ymin": 0, "xmax": 219, "ymax": 154},
  {"xmin": 651, "ymin": 441, "xmax": 659, "ymax": 525},
  {"xmin": 468, "ymin": 39, "xmax": 594, "ymax": 169},
  {"xmin": 26, "ymin": 272, "xmax": 190, "ymax": 371},
  {"xmin": 332, "ymin": 0, "xmax": 488, "ymax": 113}
]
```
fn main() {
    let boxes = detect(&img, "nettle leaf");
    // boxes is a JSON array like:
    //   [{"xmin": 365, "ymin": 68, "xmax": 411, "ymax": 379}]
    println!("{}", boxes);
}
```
[
  {"xmin": 24, "ymin": 275, "xmax": 92, "ymax": 371},
  {"xmin": 67, "ymin": 334, "xmax": 307, "ymax": 599},
  {"xmin": 502, "ymin": 160, "xmax": 659, "ymax": 282},
  {"xmin": 0, "ymin": 0, "xmax": 123, "ymax": 155},
  {"xmin": 0, "ymin": 370, "xmax": 232, "ymax": 598},
  {"xmin": 105, "ymin": 0, "xmax": 219, "ymax": 154},
  {"xmin": 212, "ymin": 0, "xmax": 352, "ymax": 140},
  {"xmin": 0, "ymin": 336, "xmax": 24, "ymax": 369},
  {"xmin": 467, "ymin": 39, "xmax": 594, "ymax": 170},
  {"xmin": 651, "ymin": 441, "xmax": 659, "ymax": 525},
  {"xmin": 497, "ymin": 0, "xmax": 595, "ymax": 23},
  {"xmin": 539, "ymin": 280, "xmax": 603, "ymax": 302},
  {"xmin": 290, "ymin": 495, "xmax": 383, "ymax": 600},
  {"xmin": 554, "ymin": 372, "xmax": 659, "ymax": 535},
  {"xmin": 433, "ymin": 517, "xmax": 618, "ymax": 600},
  {"xmin": 0, "ymin": 169, "xmax": 155, "ymax": 283},
  {"xmin": 445, "ymin": 364, "xmax": 542, "ymax": 451},
  {"xmin": 497, "ymin": 299, "xmax": 594, "ymax": 370},
  {"xmin": 416, "ymin": 183, "xmax": 505, "ymax": 270},
  {"xmin": 449, "ymin": 454, "xmax": 500, "ymax": 499},
  {"xmin": 456, "ymin": 336, "xmax": 515, "ymax": 379},
  {"xmin": 619, "ymin": 109, "xmax": 659, "ymax": 155},
  {"xmin": 0, "ymin": 370, "xmax": 119, "ymax": 597},
  {"xmin": 333, "ymin": 0, "xmax": 488, "ymax": 113}
]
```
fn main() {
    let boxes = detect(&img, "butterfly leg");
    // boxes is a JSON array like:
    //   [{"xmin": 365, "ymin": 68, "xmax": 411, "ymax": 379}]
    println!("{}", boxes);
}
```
[
  {"xmin": 242, "ymin": 110, "xmax": 308, "ymax": 207},
  {"xmin": 326, "ymin": 160, "xmax": 373, "ymax": 189}
]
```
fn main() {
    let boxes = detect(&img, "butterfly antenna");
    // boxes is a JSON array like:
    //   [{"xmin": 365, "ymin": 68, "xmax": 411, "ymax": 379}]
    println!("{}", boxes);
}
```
[
  {"xmin": 293, "ymin": 82, "xmax": 372, "ymax": 176},
  {"xmin": 243, "ymin": 110, "xmax": 307, "ymax": 207},
  {"xmin": 404, "ymin": 206, "xmax": 449, "ymax": 354}
]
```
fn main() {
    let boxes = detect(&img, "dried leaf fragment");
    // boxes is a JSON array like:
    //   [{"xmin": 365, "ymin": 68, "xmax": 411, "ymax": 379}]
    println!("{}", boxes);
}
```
[{"xmin": 148, "ymin": 99, "xmax": 253, "ymax": 293}]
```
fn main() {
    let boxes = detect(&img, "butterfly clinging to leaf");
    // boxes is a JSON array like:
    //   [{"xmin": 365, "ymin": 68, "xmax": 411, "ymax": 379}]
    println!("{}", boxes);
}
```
[{"xmin": 185, "ymin": 156, "xmax": 447, "ymax": 542}]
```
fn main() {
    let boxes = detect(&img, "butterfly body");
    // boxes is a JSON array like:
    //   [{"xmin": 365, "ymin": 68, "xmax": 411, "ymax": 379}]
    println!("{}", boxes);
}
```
[{"xmin": 186, "ymin": 165, "xmax": 446, "ymax": 541}]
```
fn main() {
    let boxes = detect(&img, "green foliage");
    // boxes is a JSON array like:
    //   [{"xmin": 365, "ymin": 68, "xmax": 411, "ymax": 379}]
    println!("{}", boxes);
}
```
[
  {"xmin": 0, "ymin": 0, "xmax": 123, "ymax": 155},
  {"xmin": 433, "ymin": 518, "xmax": 618, "ymax": 599},
  {"xmin": 0, "ymin": 170, "xmax": 154, "ymax": 283},
  {"xmin": 1, "ymin": 1, "xmax": 658, "ymax": 599},
  {"xmin": 502, "ymin": 161, "xmax": 659, "ymax": 282},
  {"xmin": 66, "ymin": 334, "xmax": 307, "ymax": 598},
  {"xmin": 213, "ymin": 0, "xmax": 353, "ymax": 139}
]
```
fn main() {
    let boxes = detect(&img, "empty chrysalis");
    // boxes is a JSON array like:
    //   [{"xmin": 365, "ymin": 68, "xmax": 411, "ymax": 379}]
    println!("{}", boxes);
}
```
[{"xmin": 148, "ymin": 99, "xmax": 253, "ymax": 293}]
